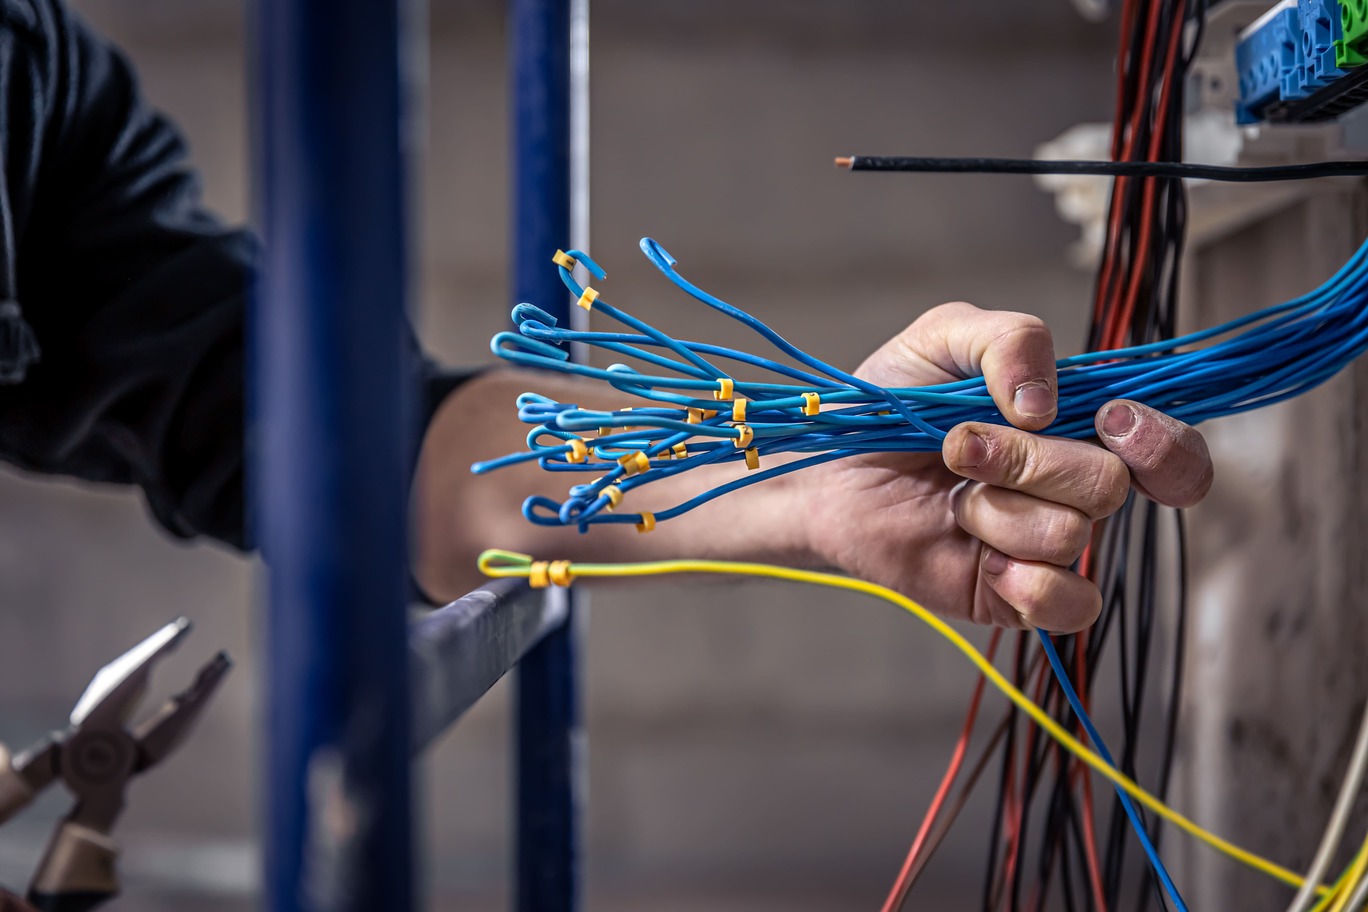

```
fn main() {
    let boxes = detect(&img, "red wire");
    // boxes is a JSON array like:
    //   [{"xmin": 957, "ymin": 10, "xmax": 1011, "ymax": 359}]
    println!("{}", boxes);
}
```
[
  {"xmin": 1000, "ymin": 652, "xmax": 1053, "ymax": 906},
  {"xmin": 1101, "ymin": 0, "xmax": 1165, "ymax": 348},
  {"xmin": 1107, "ymin": 0, "xmax": 1188, "ymax": 350},
  {"xmin": 878, "ymin": 628, "xmax": 1003, "ymax": 912},
  {"xmin": 1095, "ymin": 0, "xmax": 1163, "ymax": 334}
]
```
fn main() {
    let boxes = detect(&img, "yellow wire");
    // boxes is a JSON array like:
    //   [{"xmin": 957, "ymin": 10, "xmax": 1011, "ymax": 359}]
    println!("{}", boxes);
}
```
[
  {"xmin": 1322, "ymin": 833, "xmax": 1368, "ymax": 912},
  {"xmin": 478, "ymin": 549, "xmax": 1329, "ymax": 896},
  {"xmin": 1309, "ymin": 849, "xmax": 1360, "ymax": 912}
]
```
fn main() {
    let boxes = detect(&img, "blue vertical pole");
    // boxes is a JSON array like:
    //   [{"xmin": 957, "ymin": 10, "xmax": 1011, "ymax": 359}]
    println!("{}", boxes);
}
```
[
  {"xmin": 253, "ymin": 1, "xmax": 414, "ymax": 910},
  {"xmin": 512, "ymin": 1, "xmax": 583, "ymax": 910}
]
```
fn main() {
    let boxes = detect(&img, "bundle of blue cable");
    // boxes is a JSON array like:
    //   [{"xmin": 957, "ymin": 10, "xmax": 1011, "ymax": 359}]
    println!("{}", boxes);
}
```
[{"xmin": 473, "ymin": 235, "xmax": 1368, "ymax": 536}]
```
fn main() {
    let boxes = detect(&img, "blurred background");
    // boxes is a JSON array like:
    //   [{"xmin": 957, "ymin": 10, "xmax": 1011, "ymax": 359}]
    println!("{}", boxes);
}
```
[{"xmin": 0, "ymin": 1, "xmax": 1120, "ymax": 908}]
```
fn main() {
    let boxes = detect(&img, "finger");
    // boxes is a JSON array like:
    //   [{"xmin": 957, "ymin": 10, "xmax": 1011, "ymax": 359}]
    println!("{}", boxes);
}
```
[
  {"xmin": 863, "ymin": 302, "xmax": 1059, "ymax": 430},
  {"xmin": 943, "ymin": 422, "xmax": 1130, "ymax": 520},
  {"xmin": 980, "ymin": 548, "xmax": 1101, "ymax": 633},
  {"xmin": 953, "ymin": 482, "xmax": 1092, "ymax": 567},
  {"xmin": 1095, "ymin": 400, "xmax": 1213, "ymax": 508}
]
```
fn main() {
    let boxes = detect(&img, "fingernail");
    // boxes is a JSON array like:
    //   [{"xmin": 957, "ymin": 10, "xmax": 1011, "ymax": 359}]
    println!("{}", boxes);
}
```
[
  {"xmin": 983, "ymin": 548, "xmax": 1009, "ymax": 575},
  {"xmin": 956, "ymin": 432, "xmax": 987, "ymax": 468},
  {"xmin": 1014, "ymin": 381, "xmax": 1055, "ymax": 419},
  {"xmin": 1101, "ymin": 402, "xmax": 1137, "ymax": 438}
]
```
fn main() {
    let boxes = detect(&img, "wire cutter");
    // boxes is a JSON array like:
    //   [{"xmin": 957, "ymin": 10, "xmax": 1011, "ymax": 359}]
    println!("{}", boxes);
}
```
[{"xmin": 0, "ymin": 618, "xmax": 231, "ymax": 912}]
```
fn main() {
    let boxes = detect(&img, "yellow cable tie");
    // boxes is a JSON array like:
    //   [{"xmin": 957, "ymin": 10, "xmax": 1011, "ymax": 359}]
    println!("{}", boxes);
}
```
[
  {"xmin": 566, "ymin": 438, "xmax": 588, "ymax": 464},
  {"xmin": 744, "ymin": 447, "xmax": 760, "ymax": 470},
  {"xmin": 617, "ymin": 451, "xmax": 650, "ymax": 476},
  {"xmin": 602, "ymin": 485, "xmax": 623, "ymax": 510},
  {"xmin": 733, "ymin": 425, "xmax": 754, "ymax": 448},
  {"xmin": 528, "ymin": 561, "xmax": 551, "ymax": 589},
  {"xmin": 635, "ymin": 512, "xmax": 656, "ymax": 533},
  {"xmin": 547, "ymin": 560, "xmax": 574, "ymax": 587},
  {"xmin": 803, "ymin": 392, "xmax": 821, "ymax": 416},
  {"xmin": 552, "ymin": 249, "xmax": 578, "ymax": 270},
  {"xmin": 672, "ymin": 443, "xmax": 689, "ymax": 459},
  {"xmin": 732, "ymin": 398, "xmax": 748, "ymax": 422},
  {"xmin": 713, "ymin": 377, "xmax": 734, "ymax": 401},
  {"xmin": 576, "ymin": 287, "xmax": 599, "ymax": 311}
]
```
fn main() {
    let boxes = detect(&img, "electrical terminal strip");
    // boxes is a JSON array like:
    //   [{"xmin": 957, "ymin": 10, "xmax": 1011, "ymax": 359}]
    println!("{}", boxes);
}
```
[
  {"xmin": 1339, "ymin": 0, "xmax": 1368, "ymax": 65},
  {"xmin": 1237, "ymin": 1, "xmax": 1301, "ymax": 123}
]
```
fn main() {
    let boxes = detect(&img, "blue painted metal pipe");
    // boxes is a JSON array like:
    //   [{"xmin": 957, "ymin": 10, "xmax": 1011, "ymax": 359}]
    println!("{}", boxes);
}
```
[
  {"xmin": 511, "ymin": 1, "xmax": 583, "ymax": 909},
  {"xmin": 252, "ymin": 1, "xmax": 414, "ymax": 910}
]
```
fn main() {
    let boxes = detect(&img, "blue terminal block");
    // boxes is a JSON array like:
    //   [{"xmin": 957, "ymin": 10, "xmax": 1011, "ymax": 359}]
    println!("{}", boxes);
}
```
[
  {"xmin": 1284, "ymin": 0, "xmax": 1351, "ymax": 100},
  {"xmin": 1236, "ymin": 1, "xmax": 1300, "ymax": 123}
]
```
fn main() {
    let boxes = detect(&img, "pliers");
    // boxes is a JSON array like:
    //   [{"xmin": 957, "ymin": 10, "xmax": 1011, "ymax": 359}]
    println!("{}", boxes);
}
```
[{"xmin": 0, "ymin": 618, "xmax": 231, "ymax": 912}]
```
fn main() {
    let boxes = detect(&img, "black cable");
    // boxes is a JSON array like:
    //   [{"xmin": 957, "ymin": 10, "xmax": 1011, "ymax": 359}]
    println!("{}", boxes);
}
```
[
  {"xmin": 983, "ymin": 634, "xmax": 1029, "ymax": 912},
  {"xmin": 835, "ymin": 155, "xmax": 1368, "ymax": 182}
]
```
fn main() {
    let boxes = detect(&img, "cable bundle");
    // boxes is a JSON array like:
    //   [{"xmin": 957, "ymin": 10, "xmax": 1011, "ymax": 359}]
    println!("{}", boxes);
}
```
[
  {"xmin": 1004, "ymin": 5, "xmax": 1203, "ymax": 909},
  {"xmin": 473, "ymin": 233, "xmax": 1368, "ymax": 539}
]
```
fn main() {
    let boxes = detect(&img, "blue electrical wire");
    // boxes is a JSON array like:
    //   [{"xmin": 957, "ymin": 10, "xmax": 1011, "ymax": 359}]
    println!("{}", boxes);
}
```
[
  {"xmin": 473, "ymin": 237, "xmax": 1368, "ymax": 902},
  {"xmin": 472, "ymin": 235, "xmax": 1368, "ymax": 533},
  {"xmin": 1036, "ymin": 629, "xmax": 1188, "ymax": 912}
]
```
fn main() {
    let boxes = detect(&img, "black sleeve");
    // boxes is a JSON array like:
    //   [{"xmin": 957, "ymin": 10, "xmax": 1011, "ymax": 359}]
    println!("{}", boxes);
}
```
[{"xmin": 0, "ymin": 0, "xmax": 470, "ymax": 551}]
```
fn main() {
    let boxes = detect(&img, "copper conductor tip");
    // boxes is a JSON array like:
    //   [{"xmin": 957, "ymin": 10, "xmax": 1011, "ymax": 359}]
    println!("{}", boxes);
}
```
[{"xmin": 834, "ymin": 156, "xmax": 853, "ymax": 168}]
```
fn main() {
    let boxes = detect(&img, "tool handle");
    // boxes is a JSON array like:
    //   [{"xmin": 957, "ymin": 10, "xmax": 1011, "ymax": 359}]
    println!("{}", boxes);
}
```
[
  {"xmin": 24, "ymin": 892, "xmax": 107, "ymax": 912},
  {"xmin": 26, "ymin": 823, "xmax": 118, "ymax": 912},
  {"xmin": 0, "ymin": 889, "xmax": 40, "ymax": 912},
  {"xmin": 0, "ymin": 745, "xmax": 35, "ymax": 825}
]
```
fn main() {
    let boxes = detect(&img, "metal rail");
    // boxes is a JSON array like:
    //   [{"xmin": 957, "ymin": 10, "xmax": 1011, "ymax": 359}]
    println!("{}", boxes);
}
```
[
  {"xmin": 409, "ymin": 581, "xmax": 566, "ymax": 754},
  {"xmin": 253, "ymin": 1, "xmax": 414, "ymax": 909},
  {"xmin": 252, "ymin": 1, "xmax": 585, "ymax": 909},
  {"xmin": 511, "ymin": 1, "xmax": 587, "ymax": 909}
]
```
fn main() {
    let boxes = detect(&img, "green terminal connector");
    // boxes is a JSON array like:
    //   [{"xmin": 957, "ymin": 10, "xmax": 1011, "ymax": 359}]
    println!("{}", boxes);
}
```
[{"xmin": 1337, "ymin": 0, "xmax": 1368, "ymax": 67}]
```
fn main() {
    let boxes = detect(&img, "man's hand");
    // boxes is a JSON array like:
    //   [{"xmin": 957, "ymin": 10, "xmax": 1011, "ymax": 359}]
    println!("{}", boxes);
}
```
[
  {"xmin": 418, "ymin": 302, "xmax": 1212, "ymax": 629},
  {"xmin": 802, "ymin": 302, "xmax": 1212, "ymax": 633}
]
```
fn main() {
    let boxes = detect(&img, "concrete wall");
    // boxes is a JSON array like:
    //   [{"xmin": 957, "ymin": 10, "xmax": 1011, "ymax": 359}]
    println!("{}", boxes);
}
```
[
  {"xmin": 1178, "ymin": 188, "xmax": 1368, "ymax": 911},
  {"xmin": 0, "ymin": 2, "xmax": 1117, "ymax": 908}
]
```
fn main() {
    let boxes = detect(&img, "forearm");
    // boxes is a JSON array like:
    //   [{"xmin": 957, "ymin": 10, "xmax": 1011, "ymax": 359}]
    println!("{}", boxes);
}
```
[{"xmin": 411, "ymin": 369, "xmax": 813, "ymax": 602}]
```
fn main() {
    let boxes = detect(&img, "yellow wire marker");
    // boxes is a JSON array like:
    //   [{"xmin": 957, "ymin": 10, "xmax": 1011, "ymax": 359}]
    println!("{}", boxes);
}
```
[
  {"xmin": 552, "ymin": 249, "xmax": 578, "ymax": 270},
  {"xmin": 635, "ymin": 512, "xmax": 656, "ymax": 533},
  {"xmin": 617, "ymin": 451, "xmax": 650, "ymax": 476},
  {"xmin": 576, "ymin": 287, "xmax": 599, "ymax": 311},
  {"xmin": 732, "ymin": 398, "xmax": 748, "ymax": 422},
  {"xmin": 547, "ymin": 560, "xmax": 574, "ymax": 588},
  {"xmin": 744, "ymin": 447, "xmax": 760, "ymax": 470},
  {"xmin": 601, "ymin": 485, "xmax": 622, "ymax": 510},
  {"xmin": 733, "ymin": 425, "xmax": 754, "ymax": 448},
  {"xmin": 566, "ymin": 438, "xmax": 588, "ymax": 464},
  {"xmin": 476, "ymin": 550, "xmax": 1328, "ymax": 896},
  {"xmin": 802, "ymin": 392, "xmax": 821, "ymax": 416},
  {"xmin": 714, "ymin": 377, "xmax": 734, "ymax": 400},
  {"xmin": 672, "ymin": 443, "xmax": 689, "ymax": 460}
]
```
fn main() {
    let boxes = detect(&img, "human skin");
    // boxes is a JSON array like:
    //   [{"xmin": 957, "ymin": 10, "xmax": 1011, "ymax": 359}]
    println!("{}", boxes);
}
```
[{"xmin": 412, "ymin": 302, "xmax": 1212, "ymax": 633}]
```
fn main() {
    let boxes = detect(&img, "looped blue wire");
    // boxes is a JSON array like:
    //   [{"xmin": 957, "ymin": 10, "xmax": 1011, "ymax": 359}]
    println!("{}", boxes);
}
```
[{"xmin": 477, "ymin": 234, "xmax": 1368, "ymax": 536}]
